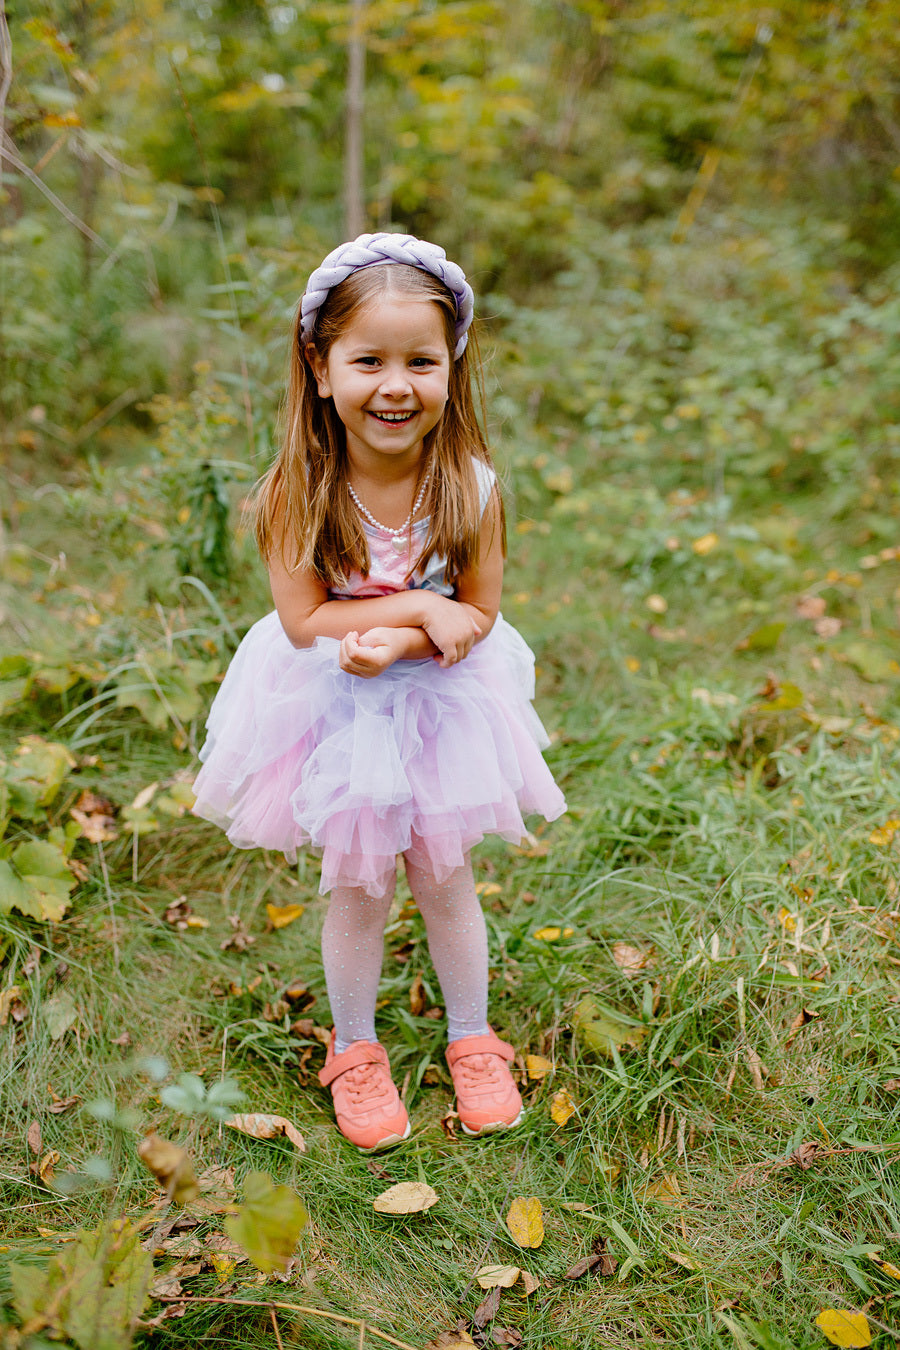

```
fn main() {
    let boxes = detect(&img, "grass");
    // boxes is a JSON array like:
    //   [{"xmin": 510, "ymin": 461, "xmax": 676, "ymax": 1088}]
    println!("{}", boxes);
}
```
[{"xmin": 3, "ymin": 210, "xmax": 900, "ymax": 1349}]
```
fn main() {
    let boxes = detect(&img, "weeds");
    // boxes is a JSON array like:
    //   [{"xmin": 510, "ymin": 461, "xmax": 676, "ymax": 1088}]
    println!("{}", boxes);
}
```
[{"xmin": 3, "ymin": 212, "xmax": 900, "ymax": 1348}]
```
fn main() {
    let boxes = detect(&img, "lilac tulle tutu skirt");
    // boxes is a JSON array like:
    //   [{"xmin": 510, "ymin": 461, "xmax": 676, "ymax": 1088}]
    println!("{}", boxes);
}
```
[{"xmin": 192, "ymin": 612, "xmax": 566, "ymax": 897}]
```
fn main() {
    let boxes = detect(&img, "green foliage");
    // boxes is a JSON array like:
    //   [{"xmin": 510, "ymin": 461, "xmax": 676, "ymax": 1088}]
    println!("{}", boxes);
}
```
[
  {"xmin": 0, "ymin": 737, "xmax": 79, "ymax": 923},
  {"xmin": 224, "ymin": 1171, "xmax": 309, "ymax": 1275},
  {"xmin": 10, "ymin": 1219, "xmax": 152, "ymax": 1350}
]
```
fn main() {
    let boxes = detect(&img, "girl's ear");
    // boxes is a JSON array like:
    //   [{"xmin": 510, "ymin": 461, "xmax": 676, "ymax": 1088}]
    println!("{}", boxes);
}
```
[{"xmin": 305, "ymin": 343, "xmax": 331, "ymax": 397}]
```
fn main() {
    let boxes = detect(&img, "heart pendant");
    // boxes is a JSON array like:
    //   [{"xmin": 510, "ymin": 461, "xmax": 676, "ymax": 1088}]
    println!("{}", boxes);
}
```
[{"xmin": 391, "ymin": 537, "xmax": 407, "ymax": 553}]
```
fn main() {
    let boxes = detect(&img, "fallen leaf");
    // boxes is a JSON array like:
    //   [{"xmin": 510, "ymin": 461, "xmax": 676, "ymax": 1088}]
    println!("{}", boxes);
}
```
[
  {"xmin": 266, "ymin": 902, "xmax": 305, "ymax": 930},
  {"xmin": 610, "ymin": 942, "xmax": 654, "ymax": 976},
  {"xmin": 573, "ymin": 996, "xmax": 648, "ymax": 1057},
  {"xmin": 209, "ymin": 1252, "xmax": 235, "ymax": 1283},
  {"xmin": 664, "ymin": 1247, "xmax": 702, "ymax": 1270},
  {"xmin": 814, "ymin": 1308, "xmax": 872, "ymax": 1347},
  {"xmin": 150, "ymin": 1275, "xmax": 184, "ymax": 1300},
  {"xmin": 814, "ymin": 616, "xmax": 842, "ymax": 639},
  {"xmin": 520, "ymin": 1271, "xmax": 540, "ymax": 1295},
  {"xmin": 639, "ymin": 1173, "xmax": 683, "ymax": 1208},
  {"xmin": 137, "ymin": 1133, "xmax": 199, "ymax": 1205},
  {"xmin": 692, "ymin": 532, "xmax": 718, "ymax": 555},
  {"xmin": 525, "ymin": 1054, "xmax": 552, "ymax": 1080},
  {"xmin": 869, "ymin": 1255, "xmax": 900, "ymax": 1280},
  {"xmin": 69, "ymin": 790, "xmax": 118, "ymax": 843},
  {"xmin": 26, "ymin": 1120, "xmax": 41, "ymax": 1155},
  {"xmin": 47, "ymin": 1091, "xmax": 80, "ymax": 1114},
  {"xmin": 790, "ymin": 1141, "xmax": 820, "ymax": 1169},
  {"xmin": 131, "ymin": 782, "xmax": 159, "ymax": 811},
  {"xmin": 30, "ymin": 1149, "xmax": 60, "ymax": 1186},
  {"xmin": 373, "ymin": 1181, "xmax": 439, "ymax": 1215},
  {"xmin": 870, "ymin": 820, "xmax": 900, "ymax": 847},
  {"xmin": 409, "ymin": 973, "xmax": 427, "ymax": 1015},
  {"xmin": 224, "ymin": 1171, "xmax": 308, "ymax": 1274},
  {"xmin": 424, "ymin": 1332, "xmax": 476, "ymax": 1349},
  {"xmin": 0, "ymin": 986, "xmax": 23, "ymax": 1027},
  {"xmin": 736, "ymin": 621, "xmax": 785, "ymax": 652},
  {"xmin": 550, "ymin": 1089, "xmax": 577, "ymax": 1126},
  {"xmin": 42, "ymin": 992, "xmax": 78, "ymax": 1040},
  {"xmin": 507, "ymin": 1196, "xmax": 544, "ymax": 1248},
  {"xmin": 532, "ymin": 926, "xmax": 574, "ymax": 941},
  {"xmin": 784, "ymin": 1007, "xmax": 820, "ymax": 1049},
  {"xmin": 491, "ymin": 1329, "xmax": 523, "ymax": 1347},
  {"xmin": 473, "ymin": 1285, "xmax": 501, "ymax": 1327},
  {"xmin": 476, "ymin": 1265, "xmax": 520, "ymax": 1290},
  {"xmin": 796, "ymin": 595, "xmax": 826, "ymax": 619},
  {"xmin": 225, "ymin": 1114, "xmax": 306, "ymax": 1152}
]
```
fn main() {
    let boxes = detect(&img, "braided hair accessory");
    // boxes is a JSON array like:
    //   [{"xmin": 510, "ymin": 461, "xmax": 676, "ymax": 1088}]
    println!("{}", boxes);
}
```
[{"xmin": 300, "ymin": 232, "xmax": 474, "ymax": 359}]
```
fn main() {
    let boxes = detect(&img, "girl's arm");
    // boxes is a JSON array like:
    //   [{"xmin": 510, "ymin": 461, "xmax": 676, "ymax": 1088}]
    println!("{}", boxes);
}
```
[{"xmin": 452, "ymin": 487, "xmax": 504, "ymax": 641}]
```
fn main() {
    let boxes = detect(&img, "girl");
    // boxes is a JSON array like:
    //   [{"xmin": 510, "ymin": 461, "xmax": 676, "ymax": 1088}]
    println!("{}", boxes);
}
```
[{"xmin": 193, "ymin": 233, "xmax": 565, "ymax": 1151}]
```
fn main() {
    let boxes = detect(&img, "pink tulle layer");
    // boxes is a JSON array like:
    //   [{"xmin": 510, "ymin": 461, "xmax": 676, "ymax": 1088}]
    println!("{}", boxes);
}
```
[{"xmin": 192, "ymin": 612, "xmax": 566, "ymax": 896}]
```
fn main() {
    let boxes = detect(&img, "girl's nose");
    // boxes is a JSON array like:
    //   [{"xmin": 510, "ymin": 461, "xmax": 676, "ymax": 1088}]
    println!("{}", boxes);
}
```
[{"xmin": 378, "ymin": 365, "xmax": 412, "ymax": 396}]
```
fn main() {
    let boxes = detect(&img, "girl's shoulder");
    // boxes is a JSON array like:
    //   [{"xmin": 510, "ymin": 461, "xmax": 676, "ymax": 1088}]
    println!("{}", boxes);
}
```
[{"xmin": 471, "ymin": 457, "xmax": 496, "ymax": 515}]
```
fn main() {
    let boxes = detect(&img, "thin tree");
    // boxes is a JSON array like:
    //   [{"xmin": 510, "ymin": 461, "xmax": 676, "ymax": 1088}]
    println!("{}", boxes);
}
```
[{"xmin": 344, "ymin": 0, "xmax": 365, "ymax": 238}]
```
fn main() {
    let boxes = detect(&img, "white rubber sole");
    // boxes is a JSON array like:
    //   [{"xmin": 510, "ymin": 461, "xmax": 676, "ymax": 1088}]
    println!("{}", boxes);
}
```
[
  {"xmin": 357, "ymin": 1118, "xmax": 412, "ymax": 1153},
  {"xmin": 460, "ymin": 1107, "xmax": 525, "ymax": 1138}
]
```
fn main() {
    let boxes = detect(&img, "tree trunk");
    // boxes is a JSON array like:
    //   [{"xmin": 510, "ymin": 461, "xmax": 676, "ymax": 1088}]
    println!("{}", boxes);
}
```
[{"xmin": 344, "ymin": 0, "xmax": 365, "ymax": 238}]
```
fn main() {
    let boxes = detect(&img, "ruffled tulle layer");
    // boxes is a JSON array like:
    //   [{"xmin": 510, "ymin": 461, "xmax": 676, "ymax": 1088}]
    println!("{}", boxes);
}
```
[{"xmin": 192, "ymin": 611, "xmax": 566, "ymax": 896}]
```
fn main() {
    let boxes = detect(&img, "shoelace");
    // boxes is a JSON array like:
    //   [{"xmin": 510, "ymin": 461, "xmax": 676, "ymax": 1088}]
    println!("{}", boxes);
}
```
[
  {"xmin": 455, "ymin": 1053, "xmax": 505, "ymax": 1090},
  {"xmin": 341, "ymin": 1062, "xmax": 393, "ymax": 1105}
]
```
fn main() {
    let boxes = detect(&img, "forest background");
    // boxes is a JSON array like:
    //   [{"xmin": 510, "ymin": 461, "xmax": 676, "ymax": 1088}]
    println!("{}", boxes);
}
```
[{"xmin": 3, "ymin": 2, "xmax": 900, "ymax": 1348}]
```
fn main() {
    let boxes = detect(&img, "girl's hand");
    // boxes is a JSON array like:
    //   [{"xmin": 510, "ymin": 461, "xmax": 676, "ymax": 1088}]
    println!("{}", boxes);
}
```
[
  {"xmin": 421, "ymin": 596, "xmax": 481, "ymax": 667},
  {"xmin": 339, "ymin": 628, "xmax": 408, "ymax": 679}
]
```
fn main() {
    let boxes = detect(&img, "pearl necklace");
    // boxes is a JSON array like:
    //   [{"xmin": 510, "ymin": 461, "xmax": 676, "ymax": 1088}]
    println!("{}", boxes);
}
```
[{"xmin": 348, "ymin": 475, "xmax": 430, "ymax": 552}]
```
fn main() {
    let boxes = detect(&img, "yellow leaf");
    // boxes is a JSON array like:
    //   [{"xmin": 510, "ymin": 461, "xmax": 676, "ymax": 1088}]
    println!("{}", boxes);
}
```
[
  {"xmin": 625, "ymin": 657, "xmax": 641, "ymax": 673},
  {"xmin": 814, "ymin": 1309, "xmax": 872, "ymax": 1347},
  {"xmin": 507, "ymin": 1196, "xmax": 544, "ymax": 1248},
  {"xmin": 638, "ymin": 1173, "xmax": 683, "ymax": 1208},
  {"xmin": 692, "ymin": 532, "xmax": 718, "ymax": 556},
  {"xmin": 526, "ymin": 1054, "xmax": 553, "ymax": 1080},
  {"xmin": 137, "ymin": 1132, "xmax": 199, "ymax": 1205},
  {"xmin": 266, "ymin": 902, "xmax": 305, "ymax": 929},
  {"xmin": 550, "ymin": 1088, "xmax": 577, "ymax": 1126},
  {"xmin": 209, "ymin": 1252, "xmax": 235, "ymax": 1283},
  {"xmin": 475, "ymin": 1264, "xmax": 520, "ymax": 1289},
  {"xmin": 778, "ymin": 906, "xmax": 797, "ymax": 932},
  {"xmin": 532, "ymin": 926, "xmax": 574, "ymax": 942},
  {"xmin": 131, "ymin": 782, "xmax": 159, "ymax": 811},
  {"xmin": 474, "ymin": 882, "xmax": 502, "ymax": 897},
  {"xmin": 424, "ymin": 1332, "xmax": 476, "ymax": 1349},
  {"xmin": 225, "ymin": 1114, "xmax": 306, "ymax": 1152},
  {"xmin": 373, "ymin": 1181, "xmax": 439, "ymax": 1215},
  {"xmin": 869, "ymin": 820, "xmax": 900, "ymax": 847}
]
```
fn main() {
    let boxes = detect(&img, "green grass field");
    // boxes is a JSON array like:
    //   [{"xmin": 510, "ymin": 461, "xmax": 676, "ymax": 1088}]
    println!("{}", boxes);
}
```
[{"xmin": 2, "ymin": 213, "xmax": 900, "ymax": 1349}]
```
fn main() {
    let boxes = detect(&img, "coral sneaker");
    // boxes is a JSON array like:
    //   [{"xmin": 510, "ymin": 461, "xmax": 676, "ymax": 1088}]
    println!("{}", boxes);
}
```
[
  {"xmin": 446, "ymin": 1030, "xmax": 524, "ymax": 1136},
  {"xmin": 318, "ymin": 1035, "xmax": 411, "ymax": 1152}
]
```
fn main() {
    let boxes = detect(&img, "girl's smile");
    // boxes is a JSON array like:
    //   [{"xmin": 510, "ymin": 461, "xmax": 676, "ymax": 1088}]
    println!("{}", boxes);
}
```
[{"xmin": 308, "ymin": 297, "xmax": 451, "ymax": 468}]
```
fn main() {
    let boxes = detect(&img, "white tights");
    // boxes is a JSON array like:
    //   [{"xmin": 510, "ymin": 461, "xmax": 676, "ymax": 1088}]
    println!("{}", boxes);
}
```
[{"xmin": 321, "ymin": 855, "xmax": 490, "ymax": 1053}]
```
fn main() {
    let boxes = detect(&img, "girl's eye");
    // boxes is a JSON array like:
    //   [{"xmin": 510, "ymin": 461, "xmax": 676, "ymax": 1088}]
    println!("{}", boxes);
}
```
[
  {"xmin": 354, "ymin": 357, "xmax": 379, "ymax": 367},
  {"xmin": 410, "ymin": 357, "xmax": 436, "ymax": 368}
]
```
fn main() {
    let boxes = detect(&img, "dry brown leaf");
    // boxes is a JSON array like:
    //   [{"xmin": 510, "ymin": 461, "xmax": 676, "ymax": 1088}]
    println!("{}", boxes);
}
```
[
  {"xmin": 224, "ymin": 1113, "xmax": 306, "ymax": 1152},
  {"xmin": 197, "ymin": 1164, "xmax": 235, "ymax": 1198},
  {"xmin": 610, "ymin": 942, "xmax": 654, "ymax": 976},
  {"xmin": 525, "ymin": 1054, "xmax": 552, "ymax": 1080},
  {"xmin": 30, "ymin": 1149, "xmax": 60, "ymax": 1186},
  {"xmin": 491, "ymin": 1329, "xmax": 523, "ymax": 1348},
  {"xmin": 550, "ymin": 1089, "xmax": 576, "ymax": 1126},
  {"xmin": 520, "ymin": 1271, "xmax": 540, "ymax": 1296},
  {"xmin": 639, "ymin": 1173, "xmax": 683, "ymax": 1208},
  {"xmin": 373, "ymin": 1181, "xmax": 439, "ymax": 1215},
  {"xmin": 564, "ymin": 1238, "xmax": 617, "ymax": 1280},
  {"xmin": 476, "ymin": 1265, "xmax": 520, "ymax": 1290},
  {"xmin": 204, "ymin": 1233, "xmax": 247, "ymax": 1262},
  {"xmin": 26, "ymin": 1120, "xmax": 41, "ymax": 1155},
  {"xmin": 150, "ymin": 1275, "xmax": 185, "ymax": 1301},
  {"xmin": 409, "ymin": 973, "xmax": 427, "ymax": 1015},
  {"xmin": 424, "ymin": 1332, "xmax": 476, "ymax": 1350},
  {"xmin": 137, "ymin": 1133, "xmax": 199, "ymax": 1205},
  {"xmin": 220, "ymin": 915, "xmax": 255, "ymax": 952},
  {"xmin": 784, "ymin": 1006, "xmax": 820, "ymax": 1049},
  {"xmin": 70, "ymin": 790, "xmax": 118, "ymax": 843},
  {"xmin": 131, "ymin": 782, "xmax": 159, "ymax": 811},
  {"xmin": 506, "ymin": 1196, "xmax": 544, "ymax": 1248},
  {"xmin": 0, "ymin": 986, "xmax": 24, "ymax": 1028},
  {"xmin": 47, "ymin": 1090, "xmax": 80, "ymax": 1114},
  {"xmin": 473, "ymin": 1285, "xmax": 501, "ymax": 1327},
  {"xmin": 266, "ymin": 902, "xmax": 305, "ymax": 930}
]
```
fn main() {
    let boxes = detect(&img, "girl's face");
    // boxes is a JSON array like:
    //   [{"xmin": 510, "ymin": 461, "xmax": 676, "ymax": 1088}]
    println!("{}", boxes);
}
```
[{"xmin": 308, "ymin": 296, "xmax": 451, "ymax": 471}]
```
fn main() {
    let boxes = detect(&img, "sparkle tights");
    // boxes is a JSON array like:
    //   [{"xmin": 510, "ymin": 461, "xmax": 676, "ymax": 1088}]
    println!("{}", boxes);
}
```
[{"xmin": 321, "ymin": 855, "xmax": 490, "ymax": 1054}]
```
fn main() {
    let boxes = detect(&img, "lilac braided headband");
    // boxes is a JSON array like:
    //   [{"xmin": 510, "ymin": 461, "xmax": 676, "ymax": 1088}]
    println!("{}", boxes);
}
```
[{"xmin": 300, "ymin": 232, "xmax": 475, "ymax": 359}]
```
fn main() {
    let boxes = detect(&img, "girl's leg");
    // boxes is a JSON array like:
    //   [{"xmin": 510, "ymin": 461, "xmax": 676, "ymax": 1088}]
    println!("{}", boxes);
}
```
[
  {"xmin": 402, "ymin": 853, "xmax": 489, "ymax": 1042},
  {"xmin": 320, "ymin": 879, "xmax": 395, "ymax": 1053}
]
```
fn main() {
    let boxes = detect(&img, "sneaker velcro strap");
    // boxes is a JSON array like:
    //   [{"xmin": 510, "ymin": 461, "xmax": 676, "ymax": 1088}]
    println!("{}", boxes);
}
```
[
  {"xmin": 446, "ymin": 1033, "xmax": 515, "ymax": 1066},
  {"xmin": 319, "ymin": 1041, "xmax": 388, "ymax": 1087}
]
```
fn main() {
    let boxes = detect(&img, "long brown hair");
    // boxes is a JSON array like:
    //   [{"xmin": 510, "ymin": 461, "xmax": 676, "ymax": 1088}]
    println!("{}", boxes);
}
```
[{"xmin": 254, "ymin": 263, "xmax": 504, "ymax": 589}]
